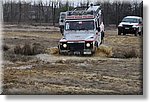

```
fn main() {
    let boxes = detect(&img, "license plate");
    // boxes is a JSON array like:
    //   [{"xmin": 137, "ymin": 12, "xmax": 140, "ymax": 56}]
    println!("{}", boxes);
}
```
[
  {"xmin": 84, "ymin": 52, "xmax": 92, "ymax": 54},
  {"xmin": 74, "ymin": 51, "xmax": 80, "ymax": 55},
  {"xmin": 125, "ymin": 27, "xmax": 129, "ymax": 29}
]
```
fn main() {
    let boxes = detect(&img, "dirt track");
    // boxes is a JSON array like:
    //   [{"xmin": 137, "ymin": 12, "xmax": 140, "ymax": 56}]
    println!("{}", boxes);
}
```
[{"xmin": 2, "ymin": 26, "xmax": 143, "ymax": 95}]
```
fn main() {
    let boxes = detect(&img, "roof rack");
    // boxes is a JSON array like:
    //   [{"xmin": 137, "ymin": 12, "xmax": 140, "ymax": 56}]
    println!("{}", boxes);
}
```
[{"xmin": 66, "ymin": 5, "xmax": 101, "ymax": 16}]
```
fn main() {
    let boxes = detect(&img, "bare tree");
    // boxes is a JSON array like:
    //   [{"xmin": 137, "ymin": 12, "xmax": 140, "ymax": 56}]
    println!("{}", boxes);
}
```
[
  {"xmin": 18, "ymin": 0, "xmax": 22, "ymax": 23},
  {"xmin": 2, "ymin": 0, "xmax": 143, "ymax": 26}
]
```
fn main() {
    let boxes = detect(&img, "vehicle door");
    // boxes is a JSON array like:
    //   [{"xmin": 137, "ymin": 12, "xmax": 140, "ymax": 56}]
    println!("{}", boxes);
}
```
[{"xmin": 95, "ymin": 21, "xmax": 101, "ymax": 46}]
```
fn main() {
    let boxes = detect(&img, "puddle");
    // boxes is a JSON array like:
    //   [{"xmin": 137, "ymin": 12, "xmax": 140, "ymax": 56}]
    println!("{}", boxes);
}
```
[
  {"xmin": 76, "ymin": 62, "xmax": 92, "ymax": 67},
  {"xmin": 36, "ymin": 54, "xmax": 59, "ymax": 63}
]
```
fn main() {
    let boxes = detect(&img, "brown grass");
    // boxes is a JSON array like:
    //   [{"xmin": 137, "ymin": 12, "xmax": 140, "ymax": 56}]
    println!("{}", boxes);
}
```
[
  {"xmin": 2, "ymin": 44, "xmax": 10, "ymax": 51},
  {"xmin": 45, "ymin": 47, "xmax": 59, "ymax": 55},
  {"xmin": 14, "ymin": 43, "xmax": 45, "ymax": 55},
  {"xmin": 94, "ymin": 44, "xmax": 113, "ymax": 57},
  {"xmin": 112, "ymin": 47, "xmax": 139, "ymax": 58},
  {"xmin": 123, "ymin": 48, "xmax": 138, "ymax": 58}
]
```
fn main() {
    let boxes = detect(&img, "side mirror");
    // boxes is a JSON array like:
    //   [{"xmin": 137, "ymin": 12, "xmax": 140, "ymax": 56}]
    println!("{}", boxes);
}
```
[{"xmin": 139, "ymin": 21, "xmax": 142, "ymax": 24}]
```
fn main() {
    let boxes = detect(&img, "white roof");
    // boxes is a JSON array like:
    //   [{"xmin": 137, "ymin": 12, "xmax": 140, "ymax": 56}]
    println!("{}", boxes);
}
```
[{"xmin": 125, "ymin": 16, "xmax": 142, "ymax": 19}]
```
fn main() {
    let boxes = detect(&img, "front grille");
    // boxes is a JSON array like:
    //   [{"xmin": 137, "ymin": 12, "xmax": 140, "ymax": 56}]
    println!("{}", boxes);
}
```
[
  {"xmin": 68, "ymin": 43, "xmax": 84, "ymax": 51},
  {"xmin": 60, "ymin": 42, "xmax": 93, "ymax": 52},
  {"xmin": 123, "ymin": 25, "xmax": 133, "ymax": 28}
]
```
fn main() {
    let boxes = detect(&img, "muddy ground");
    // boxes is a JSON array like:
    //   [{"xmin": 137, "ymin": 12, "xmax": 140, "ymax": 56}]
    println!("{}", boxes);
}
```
[{"xmin": 1, "ymin": 25, "xmax": 143, "ymax": 95}]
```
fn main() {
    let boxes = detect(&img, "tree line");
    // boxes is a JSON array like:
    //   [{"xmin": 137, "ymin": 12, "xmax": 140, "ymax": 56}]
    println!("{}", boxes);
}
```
[{"xmin": 2, "ymin": 0, "xmax": 143, "ymax": 27}]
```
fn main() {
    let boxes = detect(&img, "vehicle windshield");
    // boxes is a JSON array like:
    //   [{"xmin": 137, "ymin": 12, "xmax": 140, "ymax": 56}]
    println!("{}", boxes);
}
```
[
  {"xmin": 122, "ymin": 18, "xmax": 139, "ymax": 23},
  {"xmin": 65, "ymin": 21, "xmax": 94, "ymax": 31}
]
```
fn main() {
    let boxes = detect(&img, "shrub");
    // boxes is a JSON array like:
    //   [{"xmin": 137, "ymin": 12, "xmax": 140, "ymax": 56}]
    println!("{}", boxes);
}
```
[
  {"xmin": 2, "ymin": 44, "xmax": 10, "ymax": 51},
  {"xmin": 112, "ymin": 47, "xmax": 139, "ymax": 58},
  {"xmin": 3, "ymin": 52, "xmax": 33, "ymax": 62},
  {"xmin": 123, "ymin": 48, "xmax": 138, "ymax": 58},
  {"xmin": 21, "ymin": 44, "xmax": 32, "ymax": 55},
  {"xmin": 45, "ymin": 47, "xmax": 59, "ymax": 55},
  {"xmin": 32, "ymin": 43, "xmax": 45, "ymax": 55},
  {"xmin": 112, "ymin": 48, "xmax": 125, "ymax": 58},
  {"xmin": 14, "ymin": 43, "xmax": 45, "ymax": 55},
  {"xmin": 14, "ymin": 45, "xmax": 22, "ymax": 54},
  {"xmin": 95, "ymin": 45, "xmax": 113, "ymax": 57}
]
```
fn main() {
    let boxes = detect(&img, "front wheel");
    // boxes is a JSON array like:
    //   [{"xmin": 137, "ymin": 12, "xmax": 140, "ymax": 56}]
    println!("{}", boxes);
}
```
[
  {"xmin": 123, "ymin": 32, "xmax": 126, "ymax": 35},
  {"xmin": 94, "ymin": 41, "xmax": 99, "ymax": 48},
  {"xmin": 135, "ymin": 30, "xmax": 138, "ymax": 36},
  {"xmin": 139, "ymin": 28, "xmax": 143, "ymax": 36},
  {"xmin": 118, "ymin": 30, "xmax": 121, "ymax": 35}
]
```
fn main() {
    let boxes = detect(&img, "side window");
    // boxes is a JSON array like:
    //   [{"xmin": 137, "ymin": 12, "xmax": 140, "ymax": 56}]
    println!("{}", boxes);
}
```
[
  {"xmin": 95, "ymin": 22, "xmax": 98, "ymax": 29},
  {"xmin": 98, "ymin": 18, "xmax": 100, "ymax": 26},
  {"xmin": 66, "ymin": 23, "xmax": 69, "ymax": 30}
]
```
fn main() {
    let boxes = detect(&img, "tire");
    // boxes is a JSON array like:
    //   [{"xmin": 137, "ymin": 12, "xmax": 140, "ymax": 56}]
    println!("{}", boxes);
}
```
[
  {"xmin": 123, "ymin": 32, "xmax": 126, "ymax": 35},
  {"xmin": 95, "ymin": 41, "xmax": 99, "ymax": 48},
  {"xmin": 135, "ymin": 30, "xmax": 138, "ymax": 36},
  {"xmin": 92, "ymin": 44, "xmax": 98, "ymax": 55},
  {"xmin": 118, "ymin": 30, "xmax": 121, "ymax": 35},
  {"xmin": 139, "ymin": 28, "xmax": 143, "ymax": 36},
  {"xmin": 138, "ymin": 31, "xmax": 142, "ymax": 36},
  {"xmin": 92, "ymin": 48, "xmax": 96, "ymax": 55},
  {"xmin": 58, "ymin": 45, "xmax": 62, "ymax": 55}
]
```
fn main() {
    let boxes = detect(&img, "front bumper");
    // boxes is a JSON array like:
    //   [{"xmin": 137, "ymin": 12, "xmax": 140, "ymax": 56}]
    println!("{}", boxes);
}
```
[
  {"xmin": 58, "ymin": 42, "xmax": 94, "ymax": 55},
  {"xmin": 118, "ymin": 26, "xmax": 138, "ymax": 34},
  {"xmin": 59, "ymin": 49, "xmax": 92, "ymax": 55}
]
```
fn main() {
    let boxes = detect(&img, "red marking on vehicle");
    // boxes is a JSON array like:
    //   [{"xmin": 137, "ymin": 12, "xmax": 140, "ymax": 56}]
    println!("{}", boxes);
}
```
[
  {"xmin": 137, "ymin": 24, "xmax": 143, "ymax": 26},
  {"xmin": 66, "ymin": 15, "xmax": 95, "ymax": 19},
  {"xmin": 75, "ymin": 16, "xmax": 82, "ymax": 19},
  {"xmin": 82, "ymin": 15, "xmax": 94, "ymax": 18},
  {"xmin": 66, "ymin": 16, "xmax": 75, "ymax": 19}
]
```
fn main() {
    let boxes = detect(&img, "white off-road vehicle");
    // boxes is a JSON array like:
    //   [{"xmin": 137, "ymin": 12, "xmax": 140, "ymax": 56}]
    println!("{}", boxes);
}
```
[
  {"xmin": 58, "ymin": 5, "xmax": 104, "ymax": 55},
  {"xmin": 118, "ymin": 16, "xmax": 143, "ymax": 36}
]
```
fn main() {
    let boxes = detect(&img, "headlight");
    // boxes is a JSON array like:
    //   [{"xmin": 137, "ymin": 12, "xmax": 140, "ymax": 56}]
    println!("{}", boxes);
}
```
[
  {"xmin": 133, "ymin": 25, "xmax": 138, "ymax": 28},
  {"xmin": 86, "ymin": 43, "xmax": 91, "ymax": 47},
  {"xmin": 63, "ymin": 43, "xmax": 67, "ymax": 48},
  {"xmin": 118, "ymin": 24, "xmax": 122, "ymax": 27}
]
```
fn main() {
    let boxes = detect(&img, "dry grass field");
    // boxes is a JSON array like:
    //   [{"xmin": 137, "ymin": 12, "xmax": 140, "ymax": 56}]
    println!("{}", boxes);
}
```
[{"xmin": 1, "ymin": 25, "xmax": 143, "ymax": 95}]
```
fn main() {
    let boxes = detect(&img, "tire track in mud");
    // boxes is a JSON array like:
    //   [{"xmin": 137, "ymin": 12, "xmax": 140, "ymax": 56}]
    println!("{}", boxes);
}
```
[{"xmin": 3, "ymin": 52, "xmax": 142, "ymax": 94}]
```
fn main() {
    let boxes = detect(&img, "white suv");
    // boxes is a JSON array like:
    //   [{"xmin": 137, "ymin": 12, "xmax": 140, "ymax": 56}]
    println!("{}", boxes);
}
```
[{"xmin": 118, "ymin": 16, "xmax": 143, "ymax": 36}]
